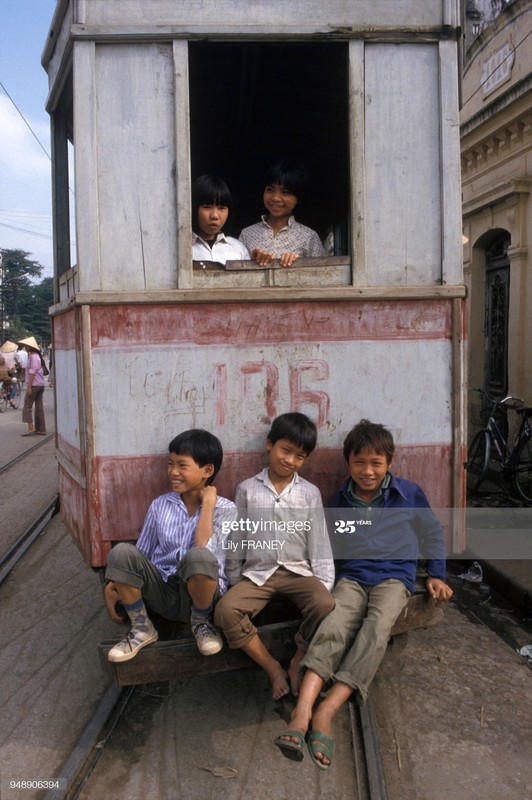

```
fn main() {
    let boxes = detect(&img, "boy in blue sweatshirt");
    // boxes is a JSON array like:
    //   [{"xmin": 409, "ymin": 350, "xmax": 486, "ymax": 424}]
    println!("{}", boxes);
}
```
[{"xmin": 274, "ymin": 419, "xmax": 453, "ymax": 770}]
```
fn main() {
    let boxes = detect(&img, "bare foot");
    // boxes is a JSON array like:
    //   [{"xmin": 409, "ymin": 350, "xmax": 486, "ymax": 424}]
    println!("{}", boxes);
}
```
[
  {"xmin": 270, "ymin": 666, "xmax": 290, "ymax": 700},
  {"xmin": 277, "ymin": 709, "xmax": 310, "ymax": 746}
]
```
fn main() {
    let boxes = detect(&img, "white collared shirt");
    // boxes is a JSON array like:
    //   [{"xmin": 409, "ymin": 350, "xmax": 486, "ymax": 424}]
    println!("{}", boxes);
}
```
[
  {"xmin": 226, "ymin": 468, "xmax": 335, "ymax": 589},
  {"xmin": 192, "ymin": 231, "xmax": 250, "ymax": 265}
]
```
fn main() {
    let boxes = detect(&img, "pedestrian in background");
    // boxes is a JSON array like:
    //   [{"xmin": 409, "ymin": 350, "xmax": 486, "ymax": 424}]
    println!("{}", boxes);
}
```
[
  {"xmin": 15, "ymin": 344, "xmax": 29, "ymax": 387},
  {"xmin": 17, "ymin": 336, "xmax": 47, "ymax": 437}
]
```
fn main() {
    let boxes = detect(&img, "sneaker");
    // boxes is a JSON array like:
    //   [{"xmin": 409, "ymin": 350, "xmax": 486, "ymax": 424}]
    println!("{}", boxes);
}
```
[
  {"xmin": 108, "ymin": 627, "xmax": 158, "ymax": 663},
  {"xmin": 192, "ymin": 620, "xmax": 223, "ymax": 656}
]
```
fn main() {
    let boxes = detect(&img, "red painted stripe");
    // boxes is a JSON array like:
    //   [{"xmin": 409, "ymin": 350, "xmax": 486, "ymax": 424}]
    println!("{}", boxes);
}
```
[
  {"xmin": 83, "ymin": 444, "xmax": 452, "ymax": 549},
  {"xmin": 53, "ymin": 308, "xmax": 81, "ymax": 350},
  {"xmin": 89, "ymin": 300, "xmax": 452, "ymax": 349}
]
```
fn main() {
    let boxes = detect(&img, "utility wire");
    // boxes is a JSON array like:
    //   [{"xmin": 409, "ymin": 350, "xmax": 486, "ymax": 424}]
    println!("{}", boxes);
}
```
[
  {"xmin": 0, "ymin": 80, "xmax": 51, "ymax": 161},
  {"xmin": 0, "ymin": 222, "xmax": 53, "ymax": 240},
  {"xmin": 462, "ymin": 28, "xmax": 532, "ymax": 107}
]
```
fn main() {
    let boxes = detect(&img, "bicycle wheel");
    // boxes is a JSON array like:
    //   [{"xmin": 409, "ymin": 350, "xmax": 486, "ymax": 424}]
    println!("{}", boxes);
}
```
[
  {"xmin": 466, "ymin": 431, "xmax": 490, "ymax": 496},
  {"xmin": 10, "ymin": 382, "xmax": 21, "ymax": 409},
  {"xmin": 0, "ymin": 388, "xmax": 7, "ymax": 413},
  {"xmin": 514, "ymin": 435, "xmax": 532, "ymax": 504}
]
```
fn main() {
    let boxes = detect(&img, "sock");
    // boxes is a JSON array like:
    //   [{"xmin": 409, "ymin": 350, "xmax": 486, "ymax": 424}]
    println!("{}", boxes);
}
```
[
  {"xmin": 123, "ymin": 598, "xmax": 155, "ymax": 634},
  {"xmin": 191, "ymin": 604, "xmax": 213, "ymax": 629}
]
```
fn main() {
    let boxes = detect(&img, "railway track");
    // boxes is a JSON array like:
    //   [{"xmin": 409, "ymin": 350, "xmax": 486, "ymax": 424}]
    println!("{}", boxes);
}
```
[
  {"xmin": 0, "ymin": 431, "xmax": 54, "ymax": 476},
  {"xmin": 44, "ymin": 679, "xmax": 389, "ymax": 800},
  {"xmin": 0, "ymin": 494, "xmax": 59, "ymax": 586}
]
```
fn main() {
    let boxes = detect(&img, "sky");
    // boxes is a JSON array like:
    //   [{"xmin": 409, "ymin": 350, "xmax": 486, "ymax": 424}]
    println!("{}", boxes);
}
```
[{"xmin": 0, "ymin": 0, "xmax": 62, "ymax": 279}]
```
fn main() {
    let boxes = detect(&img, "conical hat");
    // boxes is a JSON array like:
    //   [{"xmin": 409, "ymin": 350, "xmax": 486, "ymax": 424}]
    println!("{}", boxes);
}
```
[
  {"xmin": 16, "ymin": 336, "xmax": 41, "ymax": 352},
  {"xmin": 0, "ymin": 340, "xmax": 18, "ymax": 353}
]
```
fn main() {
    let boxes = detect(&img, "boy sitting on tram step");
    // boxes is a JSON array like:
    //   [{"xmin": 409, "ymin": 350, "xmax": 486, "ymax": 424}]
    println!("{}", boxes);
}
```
[
  {"xmin": 103, "ymin": 429, "xmax": 237, "ymax": 662},
  {"xmin": 214, "ymin": 412, "xmax": 335, "ymax": 700},
  {"xmin": 274, "ymin": 419, "xmax": 453, "ymax": 770}
]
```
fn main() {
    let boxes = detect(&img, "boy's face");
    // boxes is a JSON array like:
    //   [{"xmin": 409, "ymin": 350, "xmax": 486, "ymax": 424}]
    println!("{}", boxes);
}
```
[
  {"xmin": 167, "ymin": 452, "xmax": 214, "ymax": 495},
  {"xmin": 266, "ymin": 438, "xmax": 307, "ymax": 484},
  {"xmin": 263, "ymin": 183, "xmax": 298, "ymax": 221},
  {"xmin": 197, "ymin": 203, "xmax": 229, "ymax": 239},
  {"xmin": 347, "ymin": 446, "xmax": 391, "ymax": 502}
]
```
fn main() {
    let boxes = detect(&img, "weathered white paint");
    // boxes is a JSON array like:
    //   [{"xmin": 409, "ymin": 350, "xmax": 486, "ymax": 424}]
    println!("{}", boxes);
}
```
[
  {"xmin": 364, "ymin": 43, "xmax": 442, "ymax": 285},
  {"xmin": 89, "ymin": 338, "xmax": 452, "ymax": 456},
  {"xmin": 349, "ymin": 40, "xmax": 367, "ymax": 285},
  {"xmin": 89, "ymin": 43, "xmax": 177, "ymax": 291},
  {"xmin": 439, "ymin": 39, "xmax": 463, "ymax": 286},
  {"xmin": 55, "ymin": 348, "xmax": 83, "ymax": 456},
  {"xmin": 73, "ymin": 42, "xmax": 100, "ymax": 289},
  {"xmin": 174, "ymin": 40, "xmax": 193, "ymax": 290},
  {"xmin": 74, "ymin": 0, "xmax": 451, "ymax": 29}
]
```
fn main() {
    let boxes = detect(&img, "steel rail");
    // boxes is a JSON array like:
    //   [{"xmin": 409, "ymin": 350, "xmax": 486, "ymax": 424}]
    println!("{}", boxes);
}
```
[
  {"xmin": 349, "ymin": 697, "xmax": 389, "ymax": 800},
  {"xmin": 0, "ymin": 432, "xmax": 54, "ymax": 476},
  {"xmin": 42, "ymin": 685, "xmax": 135, "ymax": 800},
  {"xmin": 0, "ymin": 494, "xmax": 59, "ymax": 586}
]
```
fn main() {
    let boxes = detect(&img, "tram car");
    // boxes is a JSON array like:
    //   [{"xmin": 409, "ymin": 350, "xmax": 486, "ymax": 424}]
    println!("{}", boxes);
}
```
[{"xmin": 43, "ymin": 0, "xmax": 466, "ymax": 575}]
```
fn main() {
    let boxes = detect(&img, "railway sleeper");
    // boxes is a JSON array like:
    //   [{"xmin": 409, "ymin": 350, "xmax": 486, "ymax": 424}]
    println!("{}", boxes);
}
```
[{"xmin": 98, "ymin": 591, "xmax": 444, "ymax": 686}]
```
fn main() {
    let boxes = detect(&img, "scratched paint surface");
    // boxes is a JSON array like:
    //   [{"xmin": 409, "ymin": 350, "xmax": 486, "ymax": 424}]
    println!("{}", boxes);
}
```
[
  {"xmin": 89, "ymin": 338, "xmax": 451, "ymax": 456},
  {"xmin": 53, "ymin": 300, "xmax": 458, "ymax": 566},
  {"xmin": 89, "ymin": 300, "xmax": 452, "ymax": 348}
]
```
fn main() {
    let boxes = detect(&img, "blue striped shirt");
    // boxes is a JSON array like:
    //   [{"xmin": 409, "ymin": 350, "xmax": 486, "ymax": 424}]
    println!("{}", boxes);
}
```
[{"xmin": 136, "ymin": 491, "xmax": 237, "ymax": 594}]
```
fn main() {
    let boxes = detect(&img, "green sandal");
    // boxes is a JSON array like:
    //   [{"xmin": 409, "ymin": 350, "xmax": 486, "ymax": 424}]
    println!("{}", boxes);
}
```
[
  {"xmin": 273, "ymin": 730, "xmax": 306, "ymax": 762},
  {"xmin": 307, "ymin": 730, "xmax": 334, "ymax": 770}
]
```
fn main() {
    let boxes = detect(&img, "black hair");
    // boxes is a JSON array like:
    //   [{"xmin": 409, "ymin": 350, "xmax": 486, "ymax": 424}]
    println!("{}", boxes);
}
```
[
  {"xmin": 342, "ymin": 419, "xmax": 395, "ymax": 464},
  {"xmin": 192, "ymin": 174, "xmax": 232, "ymax": 218},
  {"xmin": 267, "ymin": 412, "xmax": 317, "ymax": 456},
  {"xmin": 168, "ymin": 428, "xmax": 223, "ymax": 485},
  {"xmin": 263, "ymin": 158, "xmax": 310, "ymax": 203}
]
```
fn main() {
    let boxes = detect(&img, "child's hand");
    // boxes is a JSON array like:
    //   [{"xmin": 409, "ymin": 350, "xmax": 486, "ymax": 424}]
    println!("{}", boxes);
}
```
[
  {"xmin": 426, "ymin": 577, "xmax": 453, "ymax": 602},
  {"xmin": 278, "ymin": 251, "xmax": 300, "ymax": 267},
  {"xmin": 199, "ymin": 485, "xmax": 217, "ymax": 508},
  {"xmin": 103, "ymin": 581, "xmax": 127, "ymax": 623},
  {"xmin": 251, "ymin": 247, "xmax": 276, "ymax": 266}
]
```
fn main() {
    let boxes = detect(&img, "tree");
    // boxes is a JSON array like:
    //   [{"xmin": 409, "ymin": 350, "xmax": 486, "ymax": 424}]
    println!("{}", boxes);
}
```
[{"xmin": 0, "ymin": 248, "xmax": 52, "ymax": 345}]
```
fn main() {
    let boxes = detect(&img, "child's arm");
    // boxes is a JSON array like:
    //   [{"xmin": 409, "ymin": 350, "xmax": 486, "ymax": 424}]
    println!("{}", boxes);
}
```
[
  {"xmin": 194, "ymin": 485, "xmax": 218, "ymax": 547},
  {"xmin": 307, "ymin": 491, "xmax": 335, "ymax": 590}
]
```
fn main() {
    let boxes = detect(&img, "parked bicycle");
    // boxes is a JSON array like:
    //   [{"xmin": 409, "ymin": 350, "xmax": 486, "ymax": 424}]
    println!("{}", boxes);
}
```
[
  {"xmin": 0, "ymin": 379, "xmax": 21, "ymax": 413},
  {"xmin": 465, "ymin": 388, "xmax": 532, "ymax": 504}
]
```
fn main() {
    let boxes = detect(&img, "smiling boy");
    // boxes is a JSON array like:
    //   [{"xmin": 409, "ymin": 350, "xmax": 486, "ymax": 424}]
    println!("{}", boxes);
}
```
[
  {"xmin": 214, "ymin": 412, "xmax": 335, "ymax": 700},
  {"xmin": 103, "ymin": 429, "xmax": 237, "ymax": 662},
  {"xmin": 275, "ymin": 419, "xmax": 452, "ymax": 769}
]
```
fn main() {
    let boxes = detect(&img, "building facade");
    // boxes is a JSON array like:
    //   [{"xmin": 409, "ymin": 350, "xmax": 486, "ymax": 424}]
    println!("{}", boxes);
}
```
[{"xmin": 462, "ymin": 0, "xmax": 532, "ymax": 430}]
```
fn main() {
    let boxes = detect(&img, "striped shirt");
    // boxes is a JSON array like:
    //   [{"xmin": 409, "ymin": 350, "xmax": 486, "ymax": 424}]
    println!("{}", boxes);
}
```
[
  {"xmin": 136, "ymin": 492, "xmax": 237, "ymax": 594},
  {"xmin": 227, "ymin": 468, "xmax": 335, "ymax": 589}
]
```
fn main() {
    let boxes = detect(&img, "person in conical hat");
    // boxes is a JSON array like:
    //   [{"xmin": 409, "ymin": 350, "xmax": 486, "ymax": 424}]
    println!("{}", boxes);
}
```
[
  {"xmin": 16, "ymin": 336, "xmax": 41, "ymax": 353},
  {"xmin": 18, "ymin": 336, "xmax": 46, "ymax": 436}
]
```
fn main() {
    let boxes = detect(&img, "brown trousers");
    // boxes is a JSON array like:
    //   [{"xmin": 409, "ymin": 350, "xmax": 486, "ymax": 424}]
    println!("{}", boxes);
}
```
[{"xmin": 214, "ymin": 566, "xmax": 335, "ymax": 651}]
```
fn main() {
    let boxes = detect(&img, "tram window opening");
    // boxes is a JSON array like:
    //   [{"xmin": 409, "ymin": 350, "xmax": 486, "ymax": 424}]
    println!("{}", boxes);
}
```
[{"xmin": 188, "ymin": 42, "xmax": 350, "ymax": 257}]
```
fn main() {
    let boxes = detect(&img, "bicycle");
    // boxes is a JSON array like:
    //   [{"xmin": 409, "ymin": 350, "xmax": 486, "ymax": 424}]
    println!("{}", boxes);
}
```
[
  {"xmin": 0, "ymin": 379, "xmax": 21, "ymax": 413},
  {"xmin": 465, "ymin": 388, "xmax": 532, "ymax": 504}
]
